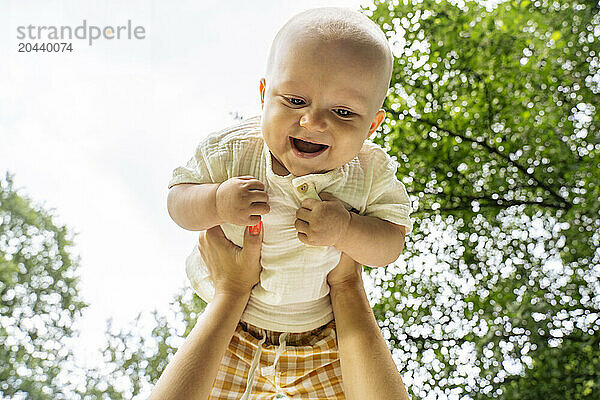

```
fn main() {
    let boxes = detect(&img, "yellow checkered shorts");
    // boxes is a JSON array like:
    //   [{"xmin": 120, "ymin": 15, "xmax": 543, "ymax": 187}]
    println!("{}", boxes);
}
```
[{"xmin": 209, "ymin": 320, "xmax": 345, "ymax": 399}]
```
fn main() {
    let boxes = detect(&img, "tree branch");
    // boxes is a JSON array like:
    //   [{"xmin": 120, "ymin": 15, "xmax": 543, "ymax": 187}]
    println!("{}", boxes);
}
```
[{"xmin": 406, "ymin": 115, "xmax": 570, "ymax": 208}]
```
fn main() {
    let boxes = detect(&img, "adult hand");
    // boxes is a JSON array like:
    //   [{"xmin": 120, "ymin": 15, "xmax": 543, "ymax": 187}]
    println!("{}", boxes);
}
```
[
  {"xmin": 197, "ymin": 223, "xmax": 264, "ymax": 297},
  {"xmin": 150, "ymin": 223, "xmax": 263, "ymax": 400}
]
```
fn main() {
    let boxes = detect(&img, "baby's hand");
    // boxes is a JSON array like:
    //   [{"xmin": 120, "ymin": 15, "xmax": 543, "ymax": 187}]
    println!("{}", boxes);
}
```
[
  {"xmin": 294, "ymin": 192, "xmax": 351, "ymax": 247},
  {"xmin": 216, "ymin": 176, "xmax": 270, "ymax": 226}
]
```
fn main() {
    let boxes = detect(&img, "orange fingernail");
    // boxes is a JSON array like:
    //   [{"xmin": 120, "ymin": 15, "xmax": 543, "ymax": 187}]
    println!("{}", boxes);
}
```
[{"xmin": 249, "ymin": 222, "xmax": 262, "ymax": 236}]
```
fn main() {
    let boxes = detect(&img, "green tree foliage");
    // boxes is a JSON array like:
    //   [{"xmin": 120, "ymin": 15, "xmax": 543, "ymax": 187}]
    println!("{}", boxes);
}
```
[
  {"xmin": 79, "ymin": 289, "xmax": 205, "ymax": 399},
  {"xmin": 0, "ymin": 174, "xmax": 87, "ymax": 399},
  {"xmin": 364, "ymin": 0, "xmax": 599, "ymax": 398},
  {"xmin": 502, "ymin": 339, "xmax": 600, "ymax": 399}
]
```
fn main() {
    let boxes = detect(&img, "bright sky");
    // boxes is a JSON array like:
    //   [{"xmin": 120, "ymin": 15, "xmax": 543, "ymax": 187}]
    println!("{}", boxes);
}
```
[{"xmin": 0, "ymin": 0, "xmax": 366, "ymax": 375}]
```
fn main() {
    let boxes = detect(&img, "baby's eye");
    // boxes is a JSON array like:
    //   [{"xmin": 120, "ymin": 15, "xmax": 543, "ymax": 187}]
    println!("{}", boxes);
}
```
[
  {"xmin": 334, "ymin": 109, "xmax": 354, "ymax": 118},
  {"xmin": 287, "ymin": 97, "xmax": 306, "ymax": 106}
]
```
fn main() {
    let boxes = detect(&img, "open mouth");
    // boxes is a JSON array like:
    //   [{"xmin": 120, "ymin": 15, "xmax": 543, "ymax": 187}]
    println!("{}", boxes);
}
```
[{"xmin": 290, "ymin": 137, "xmax": 329, "ymax": 158}]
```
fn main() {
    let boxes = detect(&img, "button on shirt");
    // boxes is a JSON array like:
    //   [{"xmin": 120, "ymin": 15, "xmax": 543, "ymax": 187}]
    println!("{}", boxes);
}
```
[{"xmin": 168, "ymin": 116, "xmax": 413, "ymax": 332}]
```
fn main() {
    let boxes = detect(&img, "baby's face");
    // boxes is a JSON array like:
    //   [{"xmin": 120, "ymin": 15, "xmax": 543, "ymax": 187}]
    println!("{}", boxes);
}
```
[{"xmin": 260, "ymin": 36, "xmax": 387, "ymax": 176}]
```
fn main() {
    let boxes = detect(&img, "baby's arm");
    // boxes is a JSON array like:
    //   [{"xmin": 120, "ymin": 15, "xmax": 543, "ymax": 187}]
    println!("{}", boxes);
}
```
[
  {"xmin": 294, "ymin": 192, "xmax": 406, "ymax": 267},
  {"xmin": 167, "ymin": 177, "xmax": 270, "ymax": 231},
  {"xmin": 337, "ymin": 213, "xmax": 406, "ymax": 267},
  {"xmin": 168, "ymin": 183, "xmax": 222, "ymax": 230}
]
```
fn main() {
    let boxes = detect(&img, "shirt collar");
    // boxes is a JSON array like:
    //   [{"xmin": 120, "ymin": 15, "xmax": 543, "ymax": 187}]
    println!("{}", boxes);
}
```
[{"xmin": 262, "ymin": 141, "xmax": 344, "ymax": 191}]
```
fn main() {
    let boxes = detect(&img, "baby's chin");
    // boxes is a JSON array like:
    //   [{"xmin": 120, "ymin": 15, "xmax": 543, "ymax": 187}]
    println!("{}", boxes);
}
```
[{"xmin": 285, "ymin": 160, "xmax": 339, "ymax": 177}]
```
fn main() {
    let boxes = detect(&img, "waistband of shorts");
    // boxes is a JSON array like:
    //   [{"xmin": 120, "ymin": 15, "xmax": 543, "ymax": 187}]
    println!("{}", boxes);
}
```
[{"xmin": 239, "ymin": 319, "xmax": 336, "ymax": 347}]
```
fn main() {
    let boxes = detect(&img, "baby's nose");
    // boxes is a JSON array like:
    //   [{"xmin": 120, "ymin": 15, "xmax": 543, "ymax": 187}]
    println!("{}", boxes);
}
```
[{"xmin": 299, "ymin": 111, "xmax": 327, "ymax": 133}]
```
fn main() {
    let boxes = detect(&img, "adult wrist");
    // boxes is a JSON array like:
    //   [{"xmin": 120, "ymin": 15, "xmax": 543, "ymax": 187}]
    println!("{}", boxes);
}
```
[
  {"xmin": 329, "ymin": 278, "xmax": 371, "ymax": 316},
  {"xmin": 212, "ymin": 290, "xmax": 251, "ymax": 307},
  {"xmin": 329, "ymin": 273, "xmax": 363, "ymax": 296}
]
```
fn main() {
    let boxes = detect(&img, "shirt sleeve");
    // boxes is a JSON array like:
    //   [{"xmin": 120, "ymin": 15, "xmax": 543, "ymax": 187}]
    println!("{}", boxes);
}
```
[
  {"xmin": 364, "ymin": 150, "xmax": 414, "ymax": 234},
  {"xmin": 167, "ymin": 134, "xmax": 230, "ymax": 189}
]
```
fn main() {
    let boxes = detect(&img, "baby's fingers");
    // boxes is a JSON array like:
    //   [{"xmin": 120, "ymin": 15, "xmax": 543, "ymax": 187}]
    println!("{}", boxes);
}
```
[
  {"xmin": 247, "ymin": 189, "xmax": 269, "ymax": 204},
  {"xmin": 242, "ymin": 178, "xmax": 266, "ymax": 192},
  {"xmin": 249, "ymin": 202, "xmax": 270, "ymax": 216}
]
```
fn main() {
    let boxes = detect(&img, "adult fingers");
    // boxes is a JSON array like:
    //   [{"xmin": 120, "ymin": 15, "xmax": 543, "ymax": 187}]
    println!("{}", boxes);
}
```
[
  {"xmin": 243, "ymin": 222, "xmax": 264, "ymax": 264},
  {"xmin": 205, "ymin": 225, "xmax": 240, "ymax": 251},
  {"xmin": 204, "ymin": 225, "xmax": 226, "ymax": 241}
]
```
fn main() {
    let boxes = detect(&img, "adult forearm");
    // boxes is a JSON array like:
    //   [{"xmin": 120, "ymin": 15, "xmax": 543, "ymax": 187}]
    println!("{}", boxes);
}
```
[
  {"xmin": 167, "ymin": 183, "xmax": 223, "ymax": 230},
  {"xmin": 330, "ymin": 279, "xmax": 410, "ymax": 400},
  {"xmin": 335, "ymin": 214, "xmax": 405, "ymax": 267},
  {"xmin": 148, "ymin": 292, "xmax": 249, "ymax": 400}
]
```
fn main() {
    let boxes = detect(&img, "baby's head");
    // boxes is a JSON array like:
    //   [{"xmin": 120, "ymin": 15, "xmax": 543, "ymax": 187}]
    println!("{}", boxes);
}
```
[{"xmin": 259, "ymin": 7, "xmax": 393, "ymax": 177}]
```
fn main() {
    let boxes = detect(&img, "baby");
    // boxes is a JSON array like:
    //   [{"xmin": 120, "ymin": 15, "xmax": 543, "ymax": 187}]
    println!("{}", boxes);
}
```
[{"xmin": 167, "ymin": 7, "xmax": 413, "ymax": 398}]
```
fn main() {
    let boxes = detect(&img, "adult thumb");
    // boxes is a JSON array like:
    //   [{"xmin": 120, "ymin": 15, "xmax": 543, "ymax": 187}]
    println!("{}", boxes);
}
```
[{"xmin": 243, "ymin": 221, "xmax": 263, "ymax": 261}]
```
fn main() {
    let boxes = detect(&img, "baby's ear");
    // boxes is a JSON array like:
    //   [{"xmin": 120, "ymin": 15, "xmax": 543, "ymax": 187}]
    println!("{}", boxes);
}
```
[
  {"xmin": 367, "ymin": 109, "xmax": 386, "ymax": 138},
  {"xmin": 259, "ymin": 78, "xmax": 266, "ymax": 107}
]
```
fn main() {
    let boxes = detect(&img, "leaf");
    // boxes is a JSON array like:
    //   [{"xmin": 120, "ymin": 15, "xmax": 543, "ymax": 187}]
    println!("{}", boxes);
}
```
[{"xmin": 551, "ymin": 31, "xmax": 562, "ymax": 41}]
